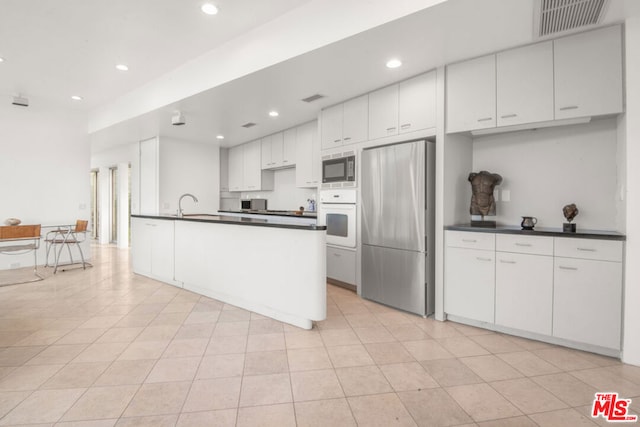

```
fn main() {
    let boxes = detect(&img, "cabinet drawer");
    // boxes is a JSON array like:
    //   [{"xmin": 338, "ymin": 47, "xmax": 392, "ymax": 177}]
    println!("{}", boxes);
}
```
[
  {"xmin": 496, "ymin": 234, "xmax": 553, "ymax": 256},
  {"xmin": 446, "ymin": 231, "xmax": 495, "ymax": 251},
  {"xmin": 554, "ymin": 238, "xmax": 622, "ymax": 262},
  {"xmin": 327, "ymin": 246, "xmax": 356, "ymax": 285}
]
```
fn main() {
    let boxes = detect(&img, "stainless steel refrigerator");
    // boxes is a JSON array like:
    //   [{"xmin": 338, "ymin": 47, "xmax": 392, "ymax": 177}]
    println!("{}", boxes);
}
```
[{"xmin": 361, "ymin": 140, "xmax": 435, "ymax": 316}]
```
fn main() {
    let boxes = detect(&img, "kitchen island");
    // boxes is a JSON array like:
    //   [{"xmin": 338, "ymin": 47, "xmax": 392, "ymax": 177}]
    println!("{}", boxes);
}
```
[{"xmin": 131, "ymin": 214, "xmax": 327, "ymax": 329}]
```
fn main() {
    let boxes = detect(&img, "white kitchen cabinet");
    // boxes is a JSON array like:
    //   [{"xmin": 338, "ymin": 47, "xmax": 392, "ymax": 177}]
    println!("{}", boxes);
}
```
[
  {"xmin": 554, "ymin": 25, "xmax": 623, "ymax": 120},
  {"xmin": 321, "ymin": 103, "xmax": 343, "ymax": 150},
  {"xmin": 327, "ymin": 246, "xmax": 356, "ymax": 285},
  {"xmin": 139, "ymin": 138, "xmax": 159, "ymax": 215},
  {"xmin": 228, "ymin": 145, "xmax": 243, "ymax": 192},
  {"xmin": 399, "ymin": 71, "xmax": 436, "ymax": 134},
  {"xmin": 243, "ymin": 139, "xmax": 262, "ymax": 191},
  {"xmin": 219, "ymin": 148, "xmax": 229, "ymax": 192},
  {"xmin": 495, "ymin": 252, "xmax": 553, "ymax": 335},
  {"xmin": 229, "ymin": 140, "xmax": 274, "ymax": 192},
  {"xmin": 296, "ymin": 121, "xmax": 320, "ymax": 188},
  {"xmin": 553, "ymin": 256, "xmax": 622, "ymax": 350},
  {"xmin": 497, "ymin": 41, "xmax": 554, "ymax": 127},
  {"xmin": 446, "ymin": 54, "xmax": 496, "ymax": 133},
  {"xmin": 445, "ymin": 231, "xmax": 496, "ymax": 323},
  {"xmin": 369, "ymin": 84, "xmax": 399, "ymax": 140},
  {"xmin": 282, "ymin": 128, "xmax": 296, "ymax": 167},
  {"xmin": 261, "ymin": 132, "xmax": 287, "ymax": 169},
  {"xmin": 321, "ymin": 95, "xmax": 368, "ymax": 150},
  {"xmin": 131, "ymin": 217, "xmax": 176, "ymax": 285}
]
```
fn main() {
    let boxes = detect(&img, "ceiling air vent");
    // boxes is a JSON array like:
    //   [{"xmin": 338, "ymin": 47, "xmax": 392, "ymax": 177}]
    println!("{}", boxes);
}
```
[
  {"xmin": 301, "ymin": 94, "xmax": 325, "ymax": 103},
  {"xmin": 534, "ymin": 0, "xmax": 610, "ymax": 38},
  {"xmin": 241, "ymin": 122, "xmax": 257, "ymax": 128}
]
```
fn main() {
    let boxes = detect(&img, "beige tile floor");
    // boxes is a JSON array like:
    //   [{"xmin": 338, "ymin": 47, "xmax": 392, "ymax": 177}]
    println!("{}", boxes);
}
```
[{"xmin": 0, "ymin": 245, "xmax": 639, "ymax": 426}]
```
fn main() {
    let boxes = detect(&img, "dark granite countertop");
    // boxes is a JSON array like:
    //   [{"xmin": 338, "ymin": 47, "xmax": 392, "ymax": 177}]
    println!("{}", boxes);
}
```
[
  {"xmin": 132, "ymin": 214, "xmax": 325, "ymax": 231},
  {"xmin": 445, "ymin": 225, "xmax": 626, "ymax": 241},
  {"xmin": 219, "ymin": 209, "xmax": 317, "ymax": 219}
]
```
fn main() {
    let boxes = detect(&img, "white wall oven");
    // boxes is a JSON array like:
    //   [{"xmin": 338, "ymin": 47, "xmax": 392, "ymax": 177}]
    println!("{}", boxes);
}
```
[
  {"xmin": 321, "ymin": 151, "xmax": 356, "ymax": 189},
  {"xmin": 319, "ymin": 189, "xmax": 356, "ymax": 248}
]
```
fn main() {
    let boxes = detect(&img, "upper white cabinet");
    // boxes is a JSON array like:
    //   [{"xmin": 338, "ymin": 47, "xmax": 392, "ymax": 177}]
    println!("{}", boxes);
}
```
[
  {"xmin": 296, "ymin": 121, "xmax": 320, "ymax": 188},
  {"xmin": 554, "ymin": 25, "xmax": 623, "ymax": 120},
  {"xmin": 446, "ymin": 55, "xmax": 496, "ymax": 133},
  {"xmin": 228, "ymin": 140, "xmax": 274, "ymax": 192},
  {"xmin": 282, "ymin": 128, "xmax": 296, "ymax": 167},
  {"xmin": 370, "ymin": 71, "xmax": 438, "ymax": 140},
  {"xmin": 369, "ymin": 84, "xmax": 400, "ymax": 140},
  {"xmin": 228, "ymin": 144, "xmax": 243, "ymax": 192},
  {"xmin": 497, "ymin": 41, "xmax": 554, "ymax": 127},
  {"xmin": 446, "ymin": 25, "xmax": 623, "ymax": 133},
  {"xmin": 261, "ymin": 132, "xmax": 290, "ymax": 170},
  {"xmin": 399, "ymin": 71, "xmax": 437, "ymax": 134},
  {"xmin": 321, "ymin": 95, "xmax": 368, "ymax": 150}
]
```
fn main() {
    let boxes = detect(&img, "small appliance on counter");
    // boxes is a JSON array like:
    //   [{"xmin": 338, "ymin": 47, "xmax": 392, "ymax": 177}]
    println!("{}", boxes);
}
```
[{"xmin": 241, "ymin": 199, "xmax": 267, "ymax": 210}]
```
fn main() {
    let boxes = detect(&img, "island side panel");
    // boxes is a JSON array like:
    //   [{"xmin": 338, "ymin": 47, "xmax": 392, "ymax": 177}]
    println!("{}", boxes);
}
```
[{"xmin": 173, "ymin": 220, "xmax": 326, "ymax": 329}]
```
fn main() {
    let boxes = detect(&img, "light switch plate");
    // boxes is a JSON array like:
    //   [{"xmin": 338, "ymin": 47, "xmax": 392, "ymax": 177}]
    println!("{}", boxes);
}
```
[{"xmin": 502, "ymin": 189, "xmax": 511, "ymax": 202}]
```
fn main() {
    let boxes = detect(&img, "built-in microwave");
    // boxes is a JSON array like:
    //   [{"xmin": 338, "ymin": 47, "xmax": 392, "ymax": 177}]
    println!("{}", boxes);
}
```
[{"xmin": 321, "ymin": 151, "xmax": 356, "ymax": 188}]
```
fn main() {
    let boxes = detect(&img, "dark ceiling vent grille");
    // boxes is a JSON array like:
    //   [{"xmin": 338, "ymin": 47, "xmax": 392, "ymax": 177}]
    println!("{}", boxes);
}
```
[
  {"xmin": 301, "ymin": 94, "xmax": 325, "ymax": 103},
  {"xmin": 241, "ymin": 122, "xmax": 257, "ymax": 128},
  {"xmin": 536, "ymin": 0, "xmax": 608, "ymax": 37}
]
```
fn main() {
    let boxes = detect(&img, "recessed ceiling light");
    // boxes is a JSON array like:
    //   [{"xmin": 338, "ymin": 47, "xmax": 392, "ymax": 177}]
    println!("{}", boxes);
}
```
[
  {"xmin": 115, "ymin": 64, "xmax": 129, "ymax": 71},
  {"xmin": 71, "ymin": 95, "xmax": 83, "ymax": 101},
  {"xmin": 269, "ymin": 111, "xmax": 279, "ymax": 117},
  {"xmin": 0, "ymin": 57, "xmax": 4, "ymax": 63},
  {"xmin": 216, "ymin": 135, "xmax": 224, "ymax": 140},
  {"xmin": 201, "ymin": 3, "xmax": 218, "ymax": 15},
  {"xmin": 386, "ymin": 59, "xmax": 402, "ymax": 69}
]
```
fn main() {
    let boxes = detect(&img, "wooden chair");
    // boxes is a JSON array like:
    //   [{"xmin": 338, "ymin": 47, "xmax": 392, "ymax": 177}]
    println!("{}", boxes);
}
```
[
  {"xmin": 0, "ymin": 224, "xmax": 43, "ymax": 285},
  {"xmin": 45, "ymin": 220, "xmax": 90, "ymax": 273}
]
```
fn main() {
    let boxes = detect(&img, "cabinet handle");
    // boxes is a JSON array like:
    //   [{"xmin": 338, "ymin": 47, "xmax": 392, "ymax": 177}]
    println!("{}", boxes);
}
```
[
  {"xmin": 386, "ymin": 127, "xmax": 396, "ymax": 132},
  {"xmin": 559, "ymin": 105, "xmax": 579, "ymax": 111},
  {"xmin": 343, "ymin": 137, "xmax": 351, "ymax": 141},
  {"xmin": 400, "ymin": 123, "xmax": 411, "ymax": 129},
  {"xmin": 462, "ymin": 239, "xmax": 477, "ymax": 243},
  {"xmin": 500, "ymin": 260, "xmax": 516, "ymax": 264},
  {"xmin": 333, "ymin": 253, "xmax": 341, "ymax": 257},
  {"xmin": 476, "ymin": 257, "xmax": 492, "ymax": 262},
  {"xmin": 558, "ymin": 265, "xmax": 578, "ymax": 271},
  {"xmin": 577, "ymin": 247, "xmax": 597, "ymax": 252},
  {"xmin": 334, "ymin": 139, "xmax": 342, "ymax": 143},
  {"xmin": 515, "ymin": 243, "xmax": 532, "ymax": 247},
  {"xmin": 477, "ymin": 117, "xmax": 493, "ymax": 122},
  {"xmin": 283, "ymin": 160, "xmax": 288, "ymax": 163},
  {"xmin": 500, "ymin": 114, "xmax": 517, "ymax": 119}
]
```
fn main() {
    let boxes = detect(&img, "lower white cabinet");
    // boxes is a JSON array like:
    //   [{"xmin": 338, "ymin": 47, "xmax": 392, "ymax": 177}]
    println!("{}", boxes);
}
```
[
  {"xmin": 131, "ymin": 217, "xmax": 176, "ymax": 284},
  {"xmin": 553, "ymin": 257, "xmax": 622, "ymax": 350},
  {"xmin": 326, "ymin": 246, "xmax": 356, "ymax": 285},
  {"xmin": 495, "ymin": 252, "xmax": 553, "ymax": 335},
  {"xmin": 444, "ymin": 246, "xmax": 495, "ymax": 323},
  {"xmin": 444, "ymin": 230, "xmax": 624, "ymax": 354}
]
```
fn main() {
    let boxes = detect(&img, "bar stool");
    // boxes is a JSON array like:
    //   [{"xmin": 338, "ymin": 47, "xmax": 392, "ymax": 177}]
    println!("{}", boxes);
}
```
[{"xmin": 45, "ymin": 220, "xmax": 89, "ymax": 273}]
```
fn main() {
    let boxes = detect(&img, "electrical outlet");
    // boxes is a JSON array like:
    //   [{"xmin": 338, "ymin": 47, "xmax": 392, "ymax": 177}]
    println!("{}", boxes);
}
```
[
  {"xmin": 163, "ymin": 202, "xmax": 170, "ymax": 209},
  {"xmin": 79, "ymin": 203, "xmax": 86, "ymax": 210},
  {"xmin": 502, "ymin": 190, "xmax": 511, "ymax": 202}
]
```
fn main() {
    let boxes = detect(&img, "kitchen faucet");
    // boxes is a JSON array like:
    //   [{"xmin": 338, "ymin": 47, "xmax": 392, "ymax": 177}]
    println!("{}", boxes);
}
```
[{"xmin": 177, "ymin": 193, "xmax": 198, "ymax": 218}]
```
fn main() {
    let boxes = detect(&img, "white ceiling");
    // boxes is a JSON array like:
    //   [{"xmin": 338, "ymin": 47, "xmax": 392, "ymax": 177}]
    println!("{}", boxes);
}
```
[{"xmin": 2, "ymin": 0, "xmax": 636, "ymax": 151}]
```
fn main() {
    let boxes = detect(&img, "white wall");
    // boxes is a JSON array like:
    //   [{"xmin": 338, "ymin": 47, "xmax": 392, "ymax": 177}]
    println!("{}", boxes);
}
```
[
  {"xmin": 240, "ymin": 168, "xmax": 317, "ymax": 211},
  {"xmin": 158, "ymin": 138, "xmax": 220, "ymax": 215},
  {"xmin": 0, "ymin": 103, "xmax": 90, "ymax": 269},
  {"xmin": 622, "ymin": 15, "xmax": 640, "ymax": 366},
  {"xmin": 472, "ymin": 118, "xmax": 619, "ymax": 230}
]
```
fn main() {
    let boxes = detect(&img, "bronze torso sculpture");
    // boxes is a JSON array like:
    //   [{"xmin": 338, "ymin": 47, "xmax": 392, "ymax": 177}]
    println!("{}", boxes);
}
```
[{"xmin": 468, "ymin": 171, "xmax": 503, "ymax": 217}]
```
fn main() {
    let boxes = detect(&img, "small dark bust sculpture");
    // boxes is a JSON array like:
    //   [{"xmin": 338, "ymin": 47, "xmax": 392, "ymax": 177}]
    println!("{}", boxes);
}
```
[
  {"xmin": 468, "ymin": 171, "xmax": 503, "ymax": 217},
  {"xmin": 563, "ymin": 203, "xmax": 579, "ymax": 223}
]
